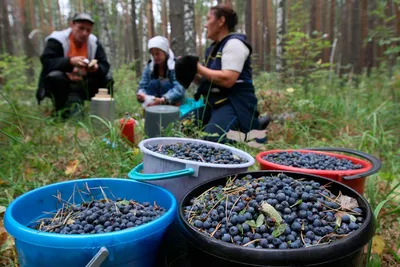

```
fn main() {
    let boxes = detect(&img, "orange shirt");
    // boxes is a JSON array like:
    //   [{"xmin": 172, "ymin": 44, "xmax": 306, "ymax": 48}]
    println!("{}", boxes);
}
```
[{"xmin": 67, "ymin": 34, "xmax": 88, "ymax": 59}]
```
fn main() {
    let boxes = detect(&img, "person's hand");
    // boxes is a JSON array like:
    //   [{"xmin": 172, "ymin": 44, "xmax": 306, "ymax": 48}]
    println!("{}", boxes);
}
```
[
  {"xmin": 87, "ymin": 59, "xmax": 99, "ymax": 73},
  {"xmin": 148, "ymin": 97, "xmax": 165, "ymax": 106},
  {"xmin": 136, "ymin": 92, "xmax": 146, "ymax": 102},
  {"xmin": 69, "ymin": 56, "xmax": 88, "ymax": 68},
  {"xmin": 87, "ymin": 63, "xmax": 98, "ymax": 73},
  {"xmin": 75, "ymin": 67, "xmax": 87, "ymax": 76},
  {"xmin": 66, "ymin": 72, "xmax": 82, "ymax": 81}
]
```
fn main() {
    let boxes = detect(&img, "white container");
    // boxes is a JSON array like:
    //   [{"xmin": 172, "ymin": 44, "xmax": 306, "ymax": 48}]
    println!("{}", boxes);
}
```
[
  {"xmin": 90, "ymin": 88, "xmax": 115, "ymax": 122},
  {"xmin": 128, "ymin": 137, "xmax": 255, "ymax": 201}
]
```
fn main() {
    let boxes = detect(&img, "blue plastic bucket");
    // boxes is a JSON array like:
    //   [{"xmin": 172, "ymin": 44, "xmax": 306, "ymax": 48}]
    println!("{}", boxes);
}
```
[{"xmin": 4, "ymin": 178, "xmax": 177, "ymax": 267}]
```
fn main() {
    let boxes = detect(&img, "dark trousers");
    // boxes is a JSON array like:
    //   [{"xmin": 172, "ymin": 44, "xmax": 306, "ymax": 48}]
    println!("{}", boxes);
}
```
[
  {"xmin": 191, "ymin": 102, "xmax": 238, "ymax": 142},
  {"xmin": 147, "ymin": 79, "xmax": 174, "ymax": 98},
  {"xmin": 43, "ymin": 71, "xmax": 112, "ymax": 111}
]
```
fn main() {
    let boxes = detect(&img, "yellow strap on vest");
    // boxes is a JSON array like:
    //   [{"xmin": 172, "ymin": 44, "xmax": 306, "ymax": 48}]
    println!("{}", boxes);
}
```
[{"xmin": 214, "ymin": 98, "xmax": 228, "ymax": 105}]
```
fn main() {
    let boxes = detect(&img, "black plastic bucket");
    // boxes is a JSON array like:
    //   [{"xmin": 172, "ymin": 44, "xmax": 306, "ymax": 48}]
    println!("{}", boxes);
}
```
[{"xmin": 178, "ymin": 171, "xmax": 375, "ymax": 267}]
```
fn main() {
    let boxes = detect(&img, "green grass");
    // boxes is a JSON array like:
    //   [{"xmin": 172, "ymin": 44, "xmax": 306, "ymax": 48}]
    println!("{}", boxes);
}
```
[{"xmin": 0, "ymin": 56, "xmax": 399, "ymax": 266}]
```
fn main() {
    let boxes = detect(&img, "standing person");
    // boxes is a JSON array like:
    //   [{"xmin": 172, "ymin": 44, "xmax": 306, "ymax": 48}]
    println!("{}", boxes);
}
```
[
  {"xmin": 176, "ymin": 4, "xmax": 269, "ymax": 142},
  {"xmin": 136, "ymin": 36, "xmax": 185, "ymax": 108},
  {"xmin": 36, "ymin": 13, "xmax": 113, "ymax": 119}
]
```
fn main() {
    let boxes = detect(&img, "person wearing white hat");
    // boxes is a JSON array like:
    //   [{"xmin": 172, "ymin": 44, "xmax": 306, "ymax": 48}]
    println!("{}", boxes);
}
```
[{"xmin": 136, "ymin": 36, "xmax": 185, "ymax": 107}]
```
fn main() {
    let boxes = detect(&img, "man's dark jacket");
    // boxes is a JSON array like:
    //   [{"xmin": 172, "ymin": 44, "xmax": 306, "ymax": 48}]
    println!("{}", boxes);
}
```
[{"xmin": 37, "ymin": 28, "xmax": 111, "ymax": 103}]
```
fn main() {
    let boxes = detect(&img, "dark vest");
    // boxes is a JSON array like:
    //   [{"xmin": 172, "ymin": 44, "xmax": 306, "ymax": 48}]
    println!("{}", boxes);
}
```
[
  {"xmin": 203, "ymin": 33, "xmax": 252, "ymax": 83},
  {"xmin": 198, "ymin": 33, "xmax": 259, "ymax": 133}
]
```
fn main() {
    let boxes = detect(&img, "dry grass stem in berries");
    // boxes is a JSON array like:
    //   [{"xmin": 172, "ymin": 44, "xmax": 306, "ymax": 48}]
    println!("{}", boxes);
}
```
[
  {"xmin": 30, "ymin": 184, "xmax": 167, "ymax": 234},
  {"xmin": 146, "ymin": 143, "xmax": 248, "ymax": 164},
  {"xmin": 183, "ymin": 173, "xmax": 365, "ymax": 250}
]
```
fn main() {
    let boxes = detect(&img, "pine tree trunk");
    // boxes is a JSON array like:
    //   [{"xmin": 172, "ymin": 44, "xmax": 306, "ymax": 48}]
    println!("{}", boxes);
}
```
[
  {"xmin": 366, "ymin": 0, "xmax": 376, "ymax": 75},
  {"xmin": 245, "ymin": 0, "xmax": 252, "ymax": 46},
  {"xmin": 184, "ymin": 0, "xmax": 196, "ymax": 55},
  {"xmin": 96, "ymin": 0, "xmax": 116, "ymax": 67},
  {"xmin": 360, "ymin": 0, "xmax": 368, "ymax": 72},
  {"xmin": 131, "ymin": 0, "xmax": 141, "ymax": 77},
  {"xmin": 18, "ymin": 0, "xmax": 35, "ymax": 80},
  {"xmin": 39, "ymin": 0, "xmax": 45, "ymax": 30},
  {"xmin": 161, "ymin": 0, "xmax": 169, "ymax": 38},
  {"xmin": 146, "ymin": 0, "xmax": 155, "ymax": 39},
  {"xmin": 257, "ymin": 0, "xmax": 263, "ymax": 70},
  {"xmin": 251, "ymin": 0, "xmax": 257, "ymax": 48},
  {"xmin": 395, "ymin": 3, "xmax": 400, "ymax": 36},
  {"xmin": 0, "ymin": 2, "xmax": 4, "ymax": 54},
  {"xmin": 27, "ymin": 0, "xmax": 37, "ymax": 52},
  {"xmin": 0, "ymin": 35, "xmax": 3, "ymax": 56},
  {"xmin": 340, "ymin": 0, "xmax": 352, "ymax": 69},
  {"xmin": 330, "ymin": 0, "xmax": 335, "ymax": 55},
  {"xmin": 47, "ymin": 0, "xmax": 53, "ymax": 32},
  {"xmin": 322, "ymin": 0, "xmax": 330, "ymax": 62},
  {"xmin": 262, "ymin": 0, "xmax": 269, "ymax": 71},
  {"xmin": 1, "ymin": 0, "xmax": 14, "ymax": 55},
  {"xmin": 56, "ymin": 0, "xmax": 63, "ymax": 28},
  {"xmin": 316, "ymin": 0, "xmax": 321, "ymax": 32},
  {"xmin": 351, "ymin": 0, "xmax": 361, "ymax": 73},
  {"xmin": 310, "ymin": 0, "xmax": 317, "ymax": 34},
  {"xmin": 169, "ymin": 0, "xmax": 185, "ymax": 57},
  {"xmin": 195, "ymin": 2, "xmax": 204, "ymax": 59},
  {"xmin": 267, "ymin": 0, "xmax": 275, "ymax": 54},
  {"xmin": 276, "ymin": 0, "xmax": 285, "ymax": 72},
  {"xmin": 251, "ymin": 0, "xmax": 258, "ymax": 70}
]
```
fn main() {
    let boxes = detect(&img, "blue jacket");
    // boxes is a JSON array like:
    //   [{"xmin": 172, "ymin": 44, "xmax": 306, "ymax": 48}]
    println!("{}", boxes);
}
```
[{"xmin": 137, "ymin": 61, "xmax": 185, "ymax": 105}]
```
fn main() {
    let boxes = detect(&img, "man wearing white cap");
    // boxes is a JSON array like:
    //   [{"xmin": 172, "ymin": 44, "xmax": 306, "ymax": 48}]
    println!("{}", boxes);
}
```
[{"xmin": 136, "ymin": 36, "xmax": 185, "ymax": 107}]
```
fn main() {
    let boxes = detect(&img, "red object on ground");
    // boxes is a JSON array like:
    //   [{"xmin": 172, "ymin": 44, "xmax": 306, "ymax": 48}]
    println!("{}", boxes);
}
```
[
  {"xmin": 256, "ymin": 149, "xmax": 377, "ymax": 195},
  {"xmin": 120, "ymin": 113, "xmax": 135, "ymax": 144}
]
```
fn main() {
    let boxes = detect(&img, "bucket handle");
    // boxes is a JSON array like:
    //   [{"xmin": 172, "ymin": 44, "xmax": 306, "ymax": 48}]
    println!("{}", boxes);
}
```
[
  {"xmin": 303, "ymin": 147, "xmax": 381, "ymax": 180},
  {"xmin": 86, "ymin": 247, "xmax": 108, "ymax": 267},
  {"xmin": 128, "ymin": 162, "xmax": 195, "ymax": 181}
]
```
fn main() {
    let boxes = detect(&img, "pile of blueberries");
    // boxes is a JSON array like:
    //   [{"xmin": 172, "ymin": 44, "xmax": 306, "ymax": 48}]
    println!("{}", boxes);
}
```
[
  {"xmin": 146, "ymin": 142, "xmax": 248, "ymax": 164},
  {"xmin": 33, "ymin": 198, "xmax": 166, "ymax": 235},
  {"xmin": 183, "ymin": 173, "xmax": 364, "ymax": 249},
  {"xmin": 263, "ymin": 151, "xmax": 363, "ymax": 170}
]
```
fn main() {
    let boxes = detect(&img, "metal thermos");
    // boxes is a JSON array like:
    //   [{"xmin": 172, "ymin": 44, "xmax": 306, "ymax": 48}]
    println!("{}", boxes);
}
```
[
  {"xmin": 144, "ymin": 105, "xmax": 180, "ymax": 138},
  {"xmin": 90, "ymin": 89, "xmax": 115, "ymax": 132}
]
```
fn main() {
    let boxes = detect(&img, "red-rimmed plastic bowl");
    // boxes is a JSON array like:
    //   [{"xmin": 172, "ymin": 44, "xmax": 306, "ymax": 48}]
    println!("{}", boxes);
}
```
[{"xmin": 256, "ymin": 147, "xmax": 381, "ymax": 194}]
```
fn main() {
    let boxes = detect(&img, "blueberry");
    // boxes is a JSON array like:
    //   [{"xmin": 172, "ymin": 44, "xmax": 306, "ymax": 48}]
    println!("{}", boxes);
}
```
[
  {"xmin": 279, "ymin": 242, "xmax": 289, "ymax": 249},
  {"xmin": 242, "ymin": 237, "xmax": 251, "ymax": 244},
  {"xmin": 244, "ymin": 212, "xmax": 253, "ymax": 220},
  {"xmin": 299, "ymin": 210, "xmax": 307, "ymax": 219},
  {"xmin": 291, "ymin": 222, "xmax": 302, "ymax": 232},
  {"xmin": 286, "ymin": 234, "xmax": 295, "ymax": 242},
  {"xmin": 259, "ymin": 239, "xmax": 268, "ymax": 248},
  {"xmin": 276, "ymin": 193, "xmax": 286, "ymax": 202},
  {"xmin": 242, "ymin": 223, "xmax": 250, "ymax": 232},
  {"xmin": 259, "ymin": 225, "xmax": 267, "ymax": 233},
  {"xmin": 229, "ymin": 226, "xmax": 239, "ymax": 236},
  {"xmin": 203, "ymin": 221, "xmax": 211, "ymax": 229},
  {"xmin": 352, "ymin": 208, "xmax": 362, "ymax": 214},
  {"xmin": 237, "ymin": 215, "xmax": 246, "ymax": 224},
  {"xmin": 272, "ymin": 238, "xmax": 282, "ymax": 246},
  {"xmin": 313, "ymin": 219, "xmax": 322, "ymax": 227},
  {"xmin": 290, "ymin": 242, "xmax": 300, "ymax": 249},
  {"xmin": 306, "ymin": 231, "xmax": 315, "ymax": 240},
  {"xmin": 194, "ymin": 220, "xmax": 203, "ymax": 228},
  {"xmin": 348, "ymin": 222, "xmax": 359, "ymax": 231}
]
